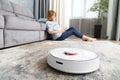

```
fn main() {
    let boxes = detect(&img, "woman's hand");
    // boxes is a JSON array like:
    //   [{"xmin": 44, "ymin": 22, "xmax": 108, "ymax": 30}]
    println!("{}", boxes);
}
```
[
  {"xmin": 64, "ymin": 27, "xmax": 68, "ymax": 30},
  {"xmin": 49, "ymin": 28, "xmax": 65, "ymax": 34},
  {"xmin": 60, "ymin": 28, "xmax": 66, "ymax": 33}
]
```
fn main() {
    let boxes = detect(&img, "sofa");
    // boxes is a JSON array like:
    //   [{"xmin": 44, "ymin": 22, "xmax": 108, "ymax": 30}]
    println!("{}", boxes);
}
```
[{"xmin": 0, "ymin": 0, "xmax": 47, "ymax": 48}]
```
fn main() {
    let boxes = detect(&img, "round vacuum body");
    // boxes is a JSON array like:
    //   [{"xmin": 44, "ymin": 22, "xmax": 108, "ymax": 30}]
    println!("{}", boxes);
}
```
[{"xmin": 47, "ymin": 48, "xmax": 100, "ymax": 74}]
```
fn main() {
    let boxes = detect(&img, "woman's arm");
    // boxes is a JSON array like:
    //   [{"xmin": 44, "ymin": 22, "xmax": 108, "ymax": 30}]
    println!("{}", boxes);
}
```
[{"xmin": 49, "ymin": 28, "xmax": 65, "ymax": 34}]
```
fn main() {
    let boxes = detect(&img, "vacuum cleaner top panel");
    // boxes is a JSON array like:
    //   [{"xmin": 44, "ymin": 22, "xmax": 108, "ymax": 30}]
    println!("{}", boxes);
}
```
[{"xmin": 49, "ymin": 48, "xmax": 98, "ymax": 61}]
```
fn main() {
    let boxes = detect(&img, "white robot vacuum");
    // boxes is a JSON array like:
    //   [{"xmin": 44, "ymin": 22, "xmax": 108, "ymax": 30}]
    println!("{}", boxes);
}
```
[{"xmin": 47, "ymin": 48, "xmax": 100, "ymax": 74}]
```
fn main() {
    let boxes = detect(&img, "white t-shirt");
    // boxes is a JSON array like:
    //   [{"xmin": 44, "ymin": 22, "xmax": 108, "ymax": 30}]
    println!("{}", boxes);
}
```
[{"xmin": 46, "ymin": 21, "xmax": 62, "ymax": 40}]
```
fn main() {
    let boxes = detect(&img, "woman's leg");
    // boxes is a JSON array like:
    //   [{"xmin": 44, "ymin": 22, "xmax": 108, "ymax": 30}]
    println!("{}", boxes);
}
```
[
  {"xmin": 56, "ymin": 27, "xmax": 96, "ymax": 41},
  {"xmin": 68, "ymin": 27, "xmax": 96, "ymax": 41},
  {"xmin": 56, "ymin": 27, "xmax": 83, "ymax": 40}
]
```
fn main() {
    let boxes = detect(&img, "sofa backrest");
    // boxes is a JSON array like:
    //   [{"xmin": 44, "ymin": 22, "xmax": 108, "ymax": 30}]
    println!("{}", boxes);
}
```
[
  {"xmin": 0, "ymin": 0, "xmax": 15, "ymax": 16},
  {"xmin": 0, "ymin": 0, "xmax": 34, "ymax": 20},
  {"xmin": 11, "ymin": 2, "xmax": 34, "ymax": 18},
  {"xmin": 0, "ymin": 0, "xmax": 13, "ymax": 12}
]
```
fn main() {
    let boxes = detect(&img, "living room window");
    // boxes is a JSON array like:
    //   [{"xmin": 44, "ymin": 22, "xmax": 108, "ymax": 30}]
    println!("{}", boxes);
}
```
[{"xmin": 65, "ymin": 0, "xmax": 98, "ymax": 19}]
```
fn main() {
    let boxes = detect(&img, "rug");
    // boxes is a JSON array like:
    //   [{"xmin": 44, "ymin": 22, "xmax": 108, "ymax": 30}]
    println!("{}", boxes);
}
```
[{"xmin": 0, "ymin": 39, "xmax": 120, "ymax": 80}]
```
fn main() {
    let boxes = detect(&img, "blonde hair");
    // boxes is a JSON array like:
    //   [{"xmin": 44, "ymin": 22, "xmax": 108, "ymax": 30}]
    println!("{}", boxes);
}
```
[{"xmin": 48, "ymin": 10, "xmax": 56, "ymax": 21}]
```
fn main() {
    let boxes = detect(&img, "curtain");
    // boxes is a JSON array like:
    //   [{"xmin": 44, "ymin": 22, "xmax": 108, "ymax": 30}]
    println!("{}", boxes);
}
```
[
  {"xmin": 107, "ymin": 0, "xmax": 120, "ymax": 40},
  {"xmin": 49, "ymin": 0, "xmax": 97, "ymax": 28},
  {"xmin": 34, "ymin": 0, "xmax": 49, "ymax": 20},
  {"xmin": 70, "ymin": 0, "xmax": 97, "ymax": 18},
  {"xmin": 49, "ymin": 0, "xmax": 66, "ymax": 28},
  {"xmin": 69, "ymin": 0, "xmax": 107, "ymax": 38}
]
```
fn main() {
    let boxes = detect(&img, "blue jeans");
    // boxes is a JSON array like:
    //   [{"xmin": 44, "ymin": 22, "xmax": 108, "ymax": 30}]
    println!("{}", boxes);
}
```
[{"xmin": 56, "ymin": 27, "xmax": 83, "ymax": 40}]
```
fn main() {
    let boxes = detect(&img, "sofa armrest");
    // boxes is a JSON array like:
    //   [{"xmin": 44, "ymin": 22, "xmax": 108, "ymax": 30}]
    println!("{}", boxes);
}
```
[
  {"xmin": 0, "ymin": 15, "xmax": 4, "ymax": 29},
  {"xmin": 4, "ymin": 15, "xmax": 46, "ymax": 31}
]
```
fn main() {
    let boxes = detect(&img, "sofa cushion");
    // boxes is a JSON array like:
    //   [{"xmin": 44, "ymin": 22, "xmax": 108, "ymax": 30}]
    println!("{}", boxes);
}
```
[
  {"xmin": 39, "ymin": 31, "xmax": 47, "ymax": 40},
  {"xmin": 0, "ymin": 10, "xmax": 15, "ymax": 16},
  {"xmin": 16, "ymin": 14, "xmax": 35, "ymax": 21},
  {"xmin": 0, "ymin": 29, "xmax": 4, "ymax": 48},
  {"xmin": 5, "ymin": 30, "xmax": 40, "ymax": 47},
  {"xmin": 37, "ymin": 18, "xmax": 47, "ymax": 23},
  {"xmin": 11, "ymin": 2, "xmax": 33, "ymax": 18},
  {"xmin": 5, "ymin": 15, "xmax": 43, "ymax": 31},
  {"xmin": 0, "ymin": 15, "xmax": 4, "ymax": 28},
  {"xmin": 0, "ymin": 0, "xmax": 13, "ymax": 12},
  {"xmin": 40, "ymin": 23, "xmax": 47, "ymax": 31}
]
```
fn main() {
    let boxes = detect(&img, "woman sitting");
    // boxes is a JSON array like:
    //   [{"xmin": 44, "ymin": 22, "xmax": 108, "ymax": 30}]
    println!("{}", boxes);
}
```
[{"xmin": 46, "ymin": 10, "xmax": 96, "ymax": 41}]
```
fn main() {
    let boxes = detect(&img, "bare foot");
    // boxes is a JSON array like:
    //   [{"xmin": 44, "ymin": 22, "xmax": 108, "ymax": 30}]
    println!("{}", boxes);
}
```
[
  {"xmin": 82, "ymin": 35, "xmax": 96, "ymax": 41},
  {"xmin": 87, "ymin": 37, "xmax": 96, "ymax": 41}
]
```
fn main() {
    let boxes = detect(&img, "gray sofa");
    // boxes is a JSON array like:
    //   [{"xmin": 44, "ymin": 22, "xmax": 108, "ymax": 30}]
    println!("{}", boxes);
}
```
[{"xmin": 0, "ymin": 0, "xmax": 47, "ymax": 48}]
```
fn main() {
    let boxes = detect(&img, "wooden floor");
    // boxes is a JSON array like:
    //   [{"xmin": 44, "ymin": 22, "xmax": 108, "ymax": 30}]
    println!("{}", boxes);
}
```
[
  {"xmin": 111, "ymin": 40, "xmax": 120, "ymax": 45},
  {"xmin": 69, "ymin": 36, "xmax": 120, "ymax": 45},
  {"xmin": 0, "ymin": 39, "xmax": 120, "ymax": 80}
]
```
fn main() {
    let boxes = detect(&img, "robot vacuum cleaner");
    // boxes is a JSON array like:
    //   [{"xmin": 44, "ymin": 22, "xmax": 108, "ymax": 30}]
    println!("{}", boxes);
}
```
[{"xmin": 47, "ymin": 48, "xmax": 100, "ymax": 74}]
